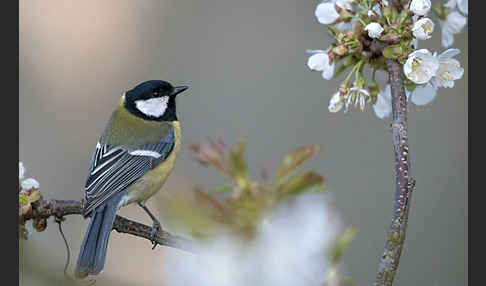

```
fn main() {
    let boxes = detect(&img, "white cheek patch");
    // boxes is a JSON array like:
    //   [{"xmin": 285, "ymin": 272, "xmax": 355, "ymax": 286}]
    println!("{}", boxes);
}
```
[{"xmin": 135, "ymin": 96, "xmax": 169, "ymax": 117}]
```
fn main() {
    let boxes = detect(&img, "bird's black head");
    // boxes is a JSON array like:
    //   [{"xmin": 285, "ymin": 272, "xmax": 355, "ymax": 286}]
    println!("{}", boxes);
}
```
[{"xmin": 124, "ymin": 80, "xmax": 188, "ymax": 121}]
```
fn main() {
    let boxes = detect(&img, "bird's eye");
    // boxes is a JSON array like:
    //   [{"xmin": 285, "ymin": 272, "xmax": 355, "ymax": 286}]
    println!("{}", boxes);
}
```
[{"xmin": 152, "ymin": 92, "xmax": 159, "ymax": 97}]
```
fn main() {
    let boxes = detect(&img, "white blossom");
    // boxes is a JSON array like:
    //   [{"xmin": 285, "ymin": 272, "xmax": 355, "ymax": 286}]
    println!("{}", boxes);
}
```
[
  {"xmin": 19, "ymin": 162, "xmax": 25, "ymax": 180},
  {"xmin": 315, "ymin": 2, "xmax": 340, "ymax": 25},
  {"xmin": 412, "ymin": 18, "xmax": 435, "ymax": 40},
  {"xmin": 307, "ymin": 50, "xmax": 335, "ymax": 80},
  {"xmin": 410, "ymin": 82, "xmax": 437, "ymax": 105},
  {"xmin": 21, "ymin": 178, "xmax": 40, "ymax": 191},
  {"xmin": 431, "ymin": 49, "xmax": 464, "ymax": 88},
  {"xmin": 162, "ymin": 194, "xmax": 340, "ymax": 286},
  {"xmin": 408, "ymin": 49, "xmax": 463, "ymax": 105},
  {"xmin": 440, "ymin": 11, "xmax": 467, "ymax": 48},
  {"xmin": 404, "ymin": 49, "xmax": 439, "ymax": 84},
  {"xmin": 365, "ymin": 22, "xmax": 384, "ymax": 39},
  {"xmin": 345, "ymin": 88, "xmax": 370, "ymax": 111},
  {"xmin": 315, "ymin": 0, "xmax": 354, "ymax": 26},
  {"xmin": 444, "ymin": 0, "xmax": 468, "ymax": 15},
  {"xmin": 329, "ymin": 92, "xmax": 344, "ymax": 112},
  {"xmin": 410, "ymin": 0, "xmax": 431, "ymax": 16}
]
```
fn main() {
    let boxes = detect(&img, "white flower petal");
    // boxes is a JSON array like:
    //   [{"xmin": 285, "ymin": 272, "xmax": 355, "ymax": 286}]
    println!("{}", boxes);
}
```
[
  {"xmin": 412, "ymin": 18, "xmax": 434, "ymax": 40},
  {"xmin": 21, "ymin": 178, "xmax": 40, "ymax": 191},
  {"xmin": 445, "ymin": 0, "xmax": 468, "ymax": 15},
  {"xmin": 410, "ymin": 0, "xmax": 431, "ymax": 16},
  {"xmin": 458, "ymin": 0, "xmax": 468, "ymax": 15},
  {"xmin": 321, "ymin": 61, "xmax": 335, "ymax": 80},
  {"xmin": 435, "ymin": 58, "xmax": 464, "ymax": 88},
  {"xmin": 403, "ymin": 49, "xmax": 439, "ymax": 84},
  {"xmin": 446, "ymin": 11, "xmax": 467, "ymax": 34},
  {"xmin": 19, "ymin": 162, "xmax": 25, "ymax": 180},
  {"xmin": 315, "ymin": 3, "xmax": 340, "ymax": 25},
  {"xmin": 410, "ymin": 49, "xmax": 432, "ymax": 57},
  {"xmin": 349, "ymin": 87, "xmax": 370, "ymax": 97},
  {"xmin": 441, "ymin": 24, "xmax": 455, "ymax": 48},
  {"xmin": 373, "ymin": 86, "xmax": 392, "ymax": 119},
  {"xmin": 329, "ymin": 92, "xmax": 344, "ymax": 113},
  {"xmin": 365, "ymin": 22, "xmax": 384, "ymax": 39},
  {"xmin": 335, "ymin": 20, "xmax": 354, "ymax": 31},
  {"xmin": 307, "ymin": 51, "xmax": 334, "ymax": 80},
  {"xmin": 411, "ymin": 83, "xmax": 437, "ymax": 105},
  {"xmin": 439, "ymin": 48, "xmax": 460, "ymax": 60},
  {"xmin": 444, "ymin": 0, "xmax": 456, "ymax": 9},
  {"xmin": 307, "ymin": 53, "xmax": 326, "ymax": 71},
  {"xmin": 440, "ymin": 11, "xmax": 467, "ymax": 48}
]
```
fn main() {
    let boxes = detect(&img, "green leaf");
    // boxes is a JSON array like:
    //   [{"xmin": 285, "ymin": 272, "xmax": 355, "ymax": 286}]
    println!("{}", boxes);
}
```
[
  {"xmin": 19, "ymin": 194, "xmax": 31, "ymax": 217},
  {"xmin": 404, "ymin": 78, "xmax": 417, "ymax": 92},
  {"xmin": 27, "ymin": 189, "xmax": 41, "ymax": 203},
  {"xmin": 327, "ymin": 25, "xmax": 340, "ymax": 37},
  {"xmin": 19, "ymin": 194, "xmax": 28, "ymax": 206},
  {"xmin": 277, "ymin": 171, "xmax": 325, "ymax": 197},
  {"xmin": 274, "ymin": 145, "xmax": 321, "ymax": 183},
  {"xmin": 229, "ymin": 140, "xmax": 248, "ymax": 179},
  {"xmin": 328, "ymin": 227, "xmax": 358, "ymax": 265}
]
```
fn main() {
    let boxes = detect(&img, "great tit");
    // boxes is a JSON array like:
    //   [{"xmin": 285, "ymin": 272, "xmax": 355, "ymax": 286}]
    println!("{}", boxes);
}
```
[{"xmin": 74, "ymin": 80, "xmax": 188, "ymax": 279}]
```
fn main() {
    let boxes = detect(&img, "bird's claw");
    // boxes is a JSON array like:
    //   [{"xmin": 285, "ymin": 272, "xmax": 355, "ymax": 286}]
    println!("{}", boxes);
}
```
[{"xmin": 150, "ymin": 221, "xmax": 161, "ymax": 250}]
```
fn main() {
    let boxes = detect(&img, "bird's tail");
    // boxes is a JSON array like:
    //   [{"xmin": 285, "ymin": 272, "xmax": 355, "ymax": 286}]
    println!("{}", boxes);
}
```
[{"xmin": 74, "ymin": 192, "xmax": 126, "ymax": 279}]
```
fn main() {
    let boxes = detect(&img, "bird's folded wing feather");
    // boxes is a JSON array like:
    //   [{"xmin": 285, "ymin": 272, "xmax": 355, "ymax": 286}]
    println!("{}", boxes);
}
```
[{"xmin": 83, "ymin": 127, "xmax": 175, "ymax": 216}]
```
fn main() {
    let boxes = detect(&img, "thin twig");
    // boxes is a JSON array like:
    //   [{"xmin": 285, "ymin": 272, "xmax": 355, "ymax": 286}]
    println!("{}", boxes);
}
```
[
  {"xmin": 374, "ymin": 58, "xmax": 415, "ymax": 286},
  {"xmin": 24, "ymin": 199, "xmax": 195, "ymax": 253}
]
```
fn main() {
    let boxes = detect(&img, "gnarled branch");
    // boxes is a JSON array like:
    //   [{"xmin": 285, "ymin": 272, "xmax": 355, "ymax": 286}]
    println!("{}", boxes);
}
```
[{"xmin": 23, "ymin": 199, "xmax": 194, "ymax": 252}]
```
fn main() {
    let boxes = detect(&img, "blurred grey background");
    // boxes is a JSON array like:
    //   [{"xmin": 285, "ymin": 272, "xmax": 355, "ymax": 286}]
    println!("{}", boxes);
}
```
[{"xmin": 19, "ymin": 1, "xmax": 467, "ymax": 285}]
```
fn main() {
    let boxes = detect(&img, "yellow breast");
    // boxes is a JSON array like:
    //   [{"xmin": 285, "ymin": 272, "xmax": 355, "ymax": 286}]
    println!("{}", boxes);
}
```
[{"xmin": 124, "ymin": 121, "xmax": 181, "ymax": 204}]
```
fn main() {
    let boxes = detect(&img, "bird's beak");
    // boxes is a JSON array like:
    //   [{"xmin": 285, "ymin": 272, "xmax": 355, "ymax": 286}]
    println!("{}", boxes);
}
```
[{"xmin": 171, "ymin": 85, "xmax": 189, "ymax": 97}]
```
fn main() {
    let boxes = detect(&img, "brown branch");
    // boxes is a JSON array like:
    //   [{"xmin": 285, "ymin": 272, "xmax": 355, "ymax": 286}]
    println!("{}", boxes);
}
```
[
  {"xmin": 374, "ymin": 59, "xmax": 415, "ymax": 286},
  {"xmin": 24, "ymin": 199, "xmax": 195, "ymax": 252}
]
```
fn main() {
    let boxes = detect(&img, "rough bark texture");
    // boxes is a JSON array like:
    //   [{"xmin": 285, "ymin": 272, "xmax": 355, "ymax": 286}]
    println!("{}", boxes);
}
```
[
  {"xmin": 374, "ymin": 59, "xmax": 416, "ymax": 286},
  {"xmin": 24, "ymin": 199, "xmax": 194, "ymax": 252}
]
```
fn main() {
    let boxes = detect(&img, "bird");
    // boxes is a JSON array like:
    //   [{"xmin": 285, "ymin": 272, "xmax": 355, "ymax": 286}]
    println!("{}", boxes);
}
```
[{"xmin": 74, "ymin": 80, "xmax": 188, "ymax": 279}]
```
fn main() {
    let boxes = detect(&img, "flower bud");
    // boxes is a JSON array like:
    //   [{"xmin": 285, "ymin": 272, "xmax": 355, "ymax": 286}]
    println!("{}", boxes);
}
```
[
  {"xmin": 333, "ymin": 45, "xmax": 348, "ymax": 56},
  {"xmin": 364, "ymin": 22, "xmax": 384, "ymax": 39},
  {"xmin": 33, "ymin": 218, "xmax": 48, "ymax": 232},
  {"xmin": 410, "ymin": 0, "xmax": 431, "ymax": 16}
]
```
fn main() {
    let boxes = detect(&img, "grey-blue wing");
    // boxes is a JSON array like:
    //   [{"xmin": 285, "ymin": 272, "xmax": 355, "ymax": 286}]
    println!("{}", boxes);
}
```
[{"xmin": 83, "ymin": 128, "xmax": 175, "ymax": 216}]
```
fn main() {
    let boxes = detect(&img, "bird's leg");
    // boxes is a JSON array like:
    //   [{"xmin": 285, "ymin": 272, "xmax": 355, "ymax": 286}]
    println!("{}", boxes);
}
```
[{"xmin": 138, "ymin": 202, "xmax": 161, "ymax": 250}]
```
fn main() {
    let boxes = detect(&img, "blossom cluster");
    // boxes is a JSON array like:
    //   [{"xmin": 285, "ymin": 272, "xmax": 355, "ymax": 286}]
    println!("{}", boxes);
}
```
[
  {"xmin": 19, "ymin": 162, "xmax": 47, "ymax": 239},
  {"xmin": 162, "ymin": 139, "xmax": 355, "ymax": 286},
  {"xmin": 307, "ymin": 0, "xmax": 467, "ymax": 119}
]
